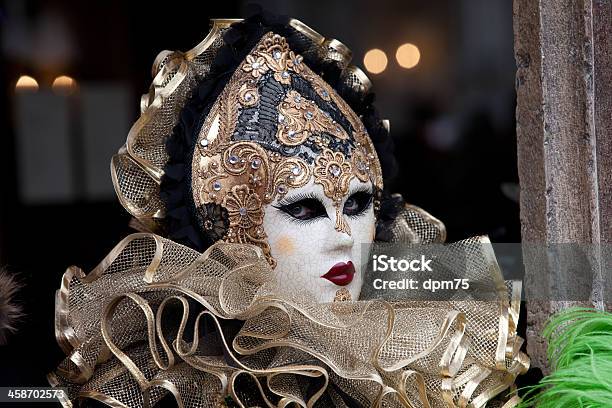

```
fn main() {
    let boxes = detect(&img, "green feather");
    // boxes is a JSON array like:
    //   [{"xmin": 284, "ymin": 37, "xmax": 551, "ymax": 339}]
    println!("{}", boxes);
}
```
[{"xmin": 517, "ymin": 307, "xmax": 612, "ymax": 407}]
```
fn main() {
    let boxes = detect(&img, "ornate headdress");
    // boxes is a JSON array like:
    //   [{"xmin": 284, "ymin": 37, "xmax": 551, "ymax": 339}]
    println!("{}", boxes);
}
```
[{"xmin": 111, "ymin": 15, "xmax": 392, "ymax": 265}]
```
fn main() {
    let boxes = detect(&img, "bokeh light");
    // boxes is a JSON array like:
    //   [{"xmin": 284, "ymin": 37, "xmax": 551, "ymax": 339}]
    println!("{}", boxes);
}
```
[
  {"xmin": 395, "ymin": 43, "xmax": 421, "ymax": 69},
  {"xmin": 363, "ymin": 49, "xmax": 388, "ymax": 74},
  {"xmin": 15, "ymin": 75, "xmax": 39, "ymax": 92},
  {"xmin": 52, "ymin": 75, "xmax": 77, "ymax": 93}
]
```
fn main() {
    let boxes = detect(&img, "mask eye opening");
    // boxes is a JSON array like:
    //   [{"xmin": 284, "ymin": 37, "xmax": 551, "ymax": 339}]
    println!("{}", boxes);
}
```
[
  {"xmin": 343, "ymin": 189, "xmax": 374, "ymax": 218},
  {"xmin": 273, "ymin": 193, "xmax": 329, "ymax": 222}
]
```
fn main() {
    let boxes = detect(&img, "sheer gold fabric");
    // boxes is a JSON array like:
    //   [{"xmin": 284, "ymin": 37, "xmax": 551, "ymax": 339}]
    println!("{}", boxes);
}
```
[{"xmin": 49, "ymin": 206, "xmax": 528, "ymax": 407}]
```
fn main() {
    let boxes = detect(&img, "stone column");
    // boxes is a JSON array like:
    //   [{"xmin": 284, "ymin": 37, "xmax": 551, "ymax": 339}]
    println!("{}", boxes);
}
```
[{"xmin": 513, "ymin": 0, "xmax": 611, "ymax": 371}]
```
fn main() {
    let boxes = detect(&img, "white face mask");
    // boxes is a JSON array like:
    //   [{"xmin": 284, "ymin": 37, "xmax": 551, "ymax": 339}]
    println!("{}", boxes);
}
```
[{"xmin": 263, "ymin": 177, "xmax": 376, "ymax": 303}]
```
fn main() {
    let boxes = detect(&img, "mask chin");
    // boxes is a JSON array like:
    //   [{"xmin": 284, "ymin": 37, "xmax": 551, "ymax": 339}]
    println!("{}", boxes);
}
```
[{"xmin": 262, "ymin": 178, "xmax": 375, "ymax": 303}]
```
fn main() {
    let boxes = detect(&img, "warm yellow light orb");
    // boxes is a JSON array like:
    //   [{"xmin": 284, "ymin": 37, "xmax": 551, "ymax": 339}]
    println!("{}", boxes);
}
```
[
  {"xmin": 52, "ymin": 75, "xmax": 77, "ymax": 93},
  {"xmin": 363, "ymin": 49, "xmax": 388, "ymax": 75},
  {"xmin": 15, "ymin": 75, "xmax": 39, "ymax": 92},
  {"xmin": 395, "ymin": 43, "xmax": 420, "ymax": 69}
]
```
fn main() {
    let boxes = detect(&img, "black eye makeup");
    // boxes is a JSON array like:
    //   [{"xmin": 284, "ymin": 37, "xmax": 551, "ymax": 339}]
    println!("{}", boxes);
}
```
[
  {"xmin": 343, "ymin": 189, "xmax": 373, "ymax": 217},
  {"xmin": 274, "ymin": 188, "xmax": 373, "ymax": 223},
  {"xmin": 273, "ymin": 193, "xmax": 328, "ymax": 222}
]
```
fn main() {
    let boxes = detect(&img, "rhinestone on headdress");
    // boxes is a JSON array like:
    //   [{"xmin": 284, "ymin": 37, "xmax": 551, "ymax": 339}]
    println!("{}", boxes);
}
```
[{"xmin": 330, "ymin": 165, "xmax": 341, "ymax": 177}]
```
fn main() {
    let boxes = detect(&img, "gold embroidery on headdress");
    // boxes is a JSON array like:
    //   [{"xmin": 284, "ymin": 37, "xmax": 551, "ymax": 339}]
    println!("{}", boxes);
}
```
[
  {"xmin": 192, "ymin": 32, "xmax": 383, "ymax": 265},
  {"xmin": 238, "ymin": 83, "xmax": 259, "ymax": 107},
  {"xmin": 277, "ymin": 90, "xmax": 349, "ymax": 146},
  {"xmin": 242, "ymin": 55, "xmax": 268, "ymax": 78},
  {"xmin": 313, "ymin": 149, "xmax": 353, "ymax": 235}
]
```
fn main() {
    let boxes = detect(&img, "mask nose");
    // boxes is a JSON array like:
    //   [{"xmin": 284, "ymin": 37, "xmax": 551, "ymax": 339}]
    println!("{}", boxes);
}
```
[
  {"xmin": 333, "ymin": 206, "xmax": 351, "ymax": 236},
  {"xmin": 328, "ymin": 217, "xmax": 354, "ymax": 252}
]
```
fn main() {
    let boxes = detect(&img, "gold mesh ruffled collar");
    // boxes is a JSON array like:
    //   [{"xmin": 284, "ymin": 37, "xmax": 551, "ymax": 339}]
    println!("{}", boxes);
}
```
[{"xmin": 49, "ymin": 205, "xmax": 529, "ymax": 407}]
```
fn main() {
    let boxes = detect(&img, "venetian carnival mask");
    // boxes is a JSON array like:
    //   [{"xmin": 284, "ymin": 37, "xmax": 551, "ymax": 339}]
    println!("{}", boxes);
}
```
[{"xmin": 112, "ymin": 19, "xmax": 384, "ymax": 303}]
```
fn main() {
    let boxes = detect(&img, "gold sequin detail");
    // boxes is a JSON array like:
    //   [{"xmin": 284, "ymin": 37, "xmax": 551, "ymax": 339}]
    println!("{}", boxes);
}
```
[{"xmin": 333, "ymin": 288, "xmax": 352, "ymax": 302}]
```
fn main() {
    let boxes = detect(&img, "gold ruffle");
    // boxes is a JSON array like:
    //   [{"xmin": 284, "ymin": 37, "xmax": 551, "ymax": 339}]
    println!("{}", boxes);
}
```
[{"xmin": 49, "ymin": 215, "xmax": 529, "ymax": 407}]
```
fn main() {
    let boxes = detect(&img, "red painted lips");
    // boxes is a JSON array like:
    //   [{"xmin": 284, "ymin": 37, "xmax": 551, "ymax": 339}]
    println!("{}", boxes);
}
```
[{"xmin": 321, "ymin": 261, "xmax": 355, "ymax": 286}]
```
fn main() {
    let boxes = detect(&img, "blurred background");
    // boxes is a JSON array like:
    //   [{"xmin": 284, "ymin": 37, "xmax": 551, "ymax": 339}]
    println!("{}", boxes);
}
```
[{"xmin": 0, "ymin": 0, "xmax": 519, "ymax": 387}]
